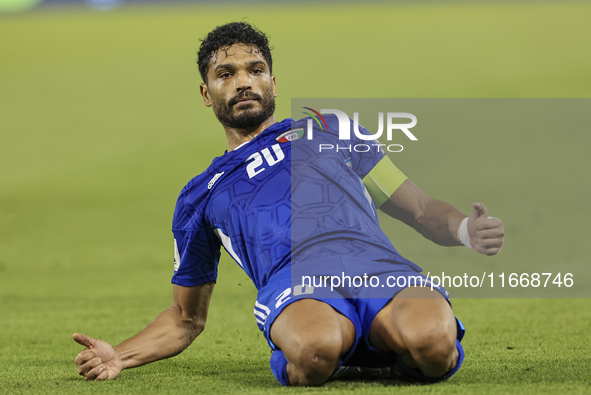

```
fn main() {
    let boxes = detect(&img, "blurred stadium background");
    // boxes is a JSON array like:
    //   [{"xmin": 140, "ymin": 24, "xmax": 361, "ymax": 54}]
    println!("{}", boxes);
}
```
[{"xmin": 1, "ymin": 0, "xmax": 590, "ymax": 393}]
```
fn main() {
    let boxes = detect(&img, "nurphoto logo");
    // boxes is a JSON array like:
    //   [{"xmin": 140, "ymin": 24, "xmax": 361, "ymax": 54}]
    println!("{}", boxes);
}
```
[{"xmin": 302, "ymin": 108, "xmax": 418, "ymax": 153}]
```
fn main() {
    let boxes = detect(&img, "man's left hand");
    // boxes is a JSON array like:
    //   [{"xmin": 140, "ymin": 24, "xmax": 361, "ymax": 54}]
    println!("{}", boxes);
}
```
[{"xmin": 467, "ymin": 202, "xmax": 504, "ymax": 255}]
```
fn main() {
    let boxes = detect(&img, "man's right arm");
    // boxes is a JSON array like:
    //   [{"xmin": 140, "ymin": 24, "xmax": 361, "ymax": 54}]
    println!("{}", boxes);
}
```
[{"xmin": 74, "ymin": 282, "xmax": 215, "ymax": 381}]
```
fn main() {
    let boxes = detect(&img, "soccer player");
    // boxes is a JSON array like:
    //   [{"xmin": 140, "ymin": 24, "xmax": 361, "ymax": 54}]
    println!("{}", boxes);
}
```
[{"xmin": 73, "ymin": 22, "xmax": 504, "ymax": 386}]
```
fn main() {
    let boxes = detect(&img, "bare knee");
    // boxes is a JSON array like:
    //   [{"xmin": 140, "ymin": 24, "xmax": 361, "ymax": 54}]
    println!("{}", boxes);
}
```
[
  {"xmin": 270, "ymin": 299, "xmax": 355, "ymax": 386},
  {"xmin": 288, "ymin": 334, "xmax": 342, "ymax": 386},
  {"xmin": 406, "ymin": 325, "xmax": 457, "ymax": 377},
  {"xmin": 371, "ymin": 288, "xmax": 459, "ymax": 378}
]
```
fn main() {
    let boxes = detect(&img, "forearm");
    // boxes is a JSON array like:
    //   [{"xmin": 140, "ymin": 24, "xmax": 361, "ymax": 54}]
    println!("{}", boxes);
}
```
[
  {"xmin": 113, "ymin": 305, "xmax": 204, "ymax": 370},
  {"xmin": 413, "ymin": 198, "xmax": 466, "ymax": 246},
  {"xmin": 378, "ymin": 180, "xmax": 503, "ymax": 253}
]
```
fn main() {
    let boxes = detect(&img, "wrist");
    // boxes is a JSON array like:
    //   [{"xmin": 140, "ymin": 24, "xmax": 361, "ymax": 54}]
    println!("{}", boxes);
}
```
[
  {"xmin": 456, "ymin": 216, "xmax": 472, "ymax": 249},
  {"xmin": 113, "ymin": 346, "xmax": 129, "ymax": 370}
]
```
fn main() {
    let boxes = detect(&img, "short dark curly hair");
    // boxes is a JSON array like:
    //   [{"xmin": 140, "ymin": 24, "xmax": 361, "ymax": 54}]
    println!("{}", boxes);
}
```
[{"xmin": 197, "ymin": 22, "xmax": 273, "ymax": 84}]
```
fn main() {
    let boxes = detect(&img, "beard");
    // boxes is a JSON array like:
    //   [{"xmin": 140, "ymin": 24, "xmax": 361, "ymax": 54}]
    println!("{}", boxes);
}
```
[{"xmin": 212, "ymin": 87, "xmax": 275, "ymax": 129}]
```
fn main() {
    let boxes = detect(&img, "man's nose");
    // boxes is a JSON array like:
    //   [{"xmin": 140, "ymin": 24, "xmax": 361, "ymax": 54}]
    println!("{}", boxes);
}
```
[{"xmin": 234, "ymin": 70, "xmax": 252, "ymax": 91}]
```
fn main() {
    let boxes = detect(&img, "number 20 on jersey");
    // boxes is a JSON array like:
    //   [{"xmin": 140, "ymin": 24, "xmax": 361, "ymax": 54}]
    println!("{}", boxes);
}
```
[{"xmin": 245, "ymin": 144, "xmax": 285, "ymax": 179}]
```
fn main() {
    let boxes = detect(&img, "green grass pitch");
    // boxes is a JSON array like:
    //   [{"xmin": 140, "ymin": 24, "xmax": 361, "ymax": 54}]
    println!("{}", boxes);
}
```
[{"xmin": 1, "ymin": 1, "xmax": 590, "ymax": 394}]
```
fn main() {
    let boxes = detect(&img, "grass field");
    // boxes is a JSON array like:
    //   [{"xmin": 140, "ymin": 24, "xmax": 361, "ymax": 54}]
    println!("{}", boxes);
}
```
[{"xmin": 1, "ymin": 1, "xmax": 591, "ymax": 394}]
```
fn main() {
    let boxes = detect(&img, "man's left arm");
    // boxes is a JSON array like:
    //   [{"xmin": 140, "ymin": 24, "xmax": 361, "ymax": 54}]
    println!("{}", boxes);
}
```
[
  {"xmin": 378, "ymin": 178, "xmax": 504, "ymax": 256},
  {"xmin": 350, "ymin": 125, "xmax": 504, "ymax": 256}
]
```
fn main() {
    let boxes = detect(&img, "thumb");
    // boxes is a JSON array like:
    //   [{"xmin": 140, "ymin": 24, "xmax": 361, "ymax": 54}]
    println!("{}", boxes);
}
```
[
  {"xmin": 472, "ymin": 202, "xmax": 488, "ymax": 218},
  {"xmin": 73, "ymin": 333, "xmax": 96, "ymax": 348}
]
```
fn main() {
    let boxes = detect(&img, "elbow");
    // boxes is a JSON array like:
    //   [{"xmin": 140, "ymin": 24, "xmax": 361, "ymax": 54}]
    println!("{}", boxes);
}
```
[
  {"xmin": 410, "ymin": 193, "xmax": 430, "ymax": 230},
  {"xmin": 413, "ymin": 210, "xmax": 438, "ymax": 243},
  {"xmin": 170, "ymin": 303, "xmax": 207, "ymax": 340},
  {"xmin": 193, "ymin": 319, "xmax": 206, "ymax": 337},
  {"xmin": 412, "ymin": 208, "xmax": 430, "ymax": 236},
  {"xmin": 180, "ymin": 315, "xmax": 206, "ymax": 338},
  {"xmin": 173, "ymin": 317, "xmax": 205, "ymax": 356},
  {"xmin": 412, "ymin": 196, "xmax": 437, "ymax": 235},
  {"xmin": 414, "ymin": 217, "xmax": 432, "ymax": 241},
  {"xmin": 413, "ymin": 211, "xmax": 427, "ymax": 230}
]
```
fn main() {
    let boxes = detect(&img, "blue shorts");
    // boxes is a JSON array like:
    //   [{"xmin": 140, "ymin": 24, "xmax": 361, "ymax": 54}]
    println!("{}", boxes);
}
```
[{"xmin": 255, "ymin": 258, "xmax": 464, "ymax": 368}]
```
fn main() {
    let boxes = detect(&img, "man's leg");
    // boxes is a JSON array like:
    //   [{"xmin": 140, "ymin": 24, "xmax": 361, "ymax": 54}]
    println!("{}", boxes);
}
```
[
  {"xmin": 369, "ymin": 286, "xmax": 459, "ymax": 379},
  {"xmin": 269, "ymin": 299, "xmax": 356, "ymax": 386}
]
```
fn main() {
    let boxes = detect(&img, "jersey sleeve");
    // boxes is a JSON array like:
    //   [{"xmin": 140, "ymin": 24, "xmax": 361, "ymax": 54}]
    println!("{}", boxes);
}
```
[
  {"xmin": 171, "ymin": 183, "xmax": 222, "ymax": 287},
  {"xmin": 172, "ymin": 228, "xmax": 221, "ymax": 287}
]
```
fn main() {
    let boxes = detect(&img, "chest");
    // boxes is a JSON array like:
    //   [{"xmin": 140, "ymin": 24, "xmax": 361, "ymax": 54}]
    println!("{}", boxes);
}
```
[{"xmin": 205, "ymin": 142, "xmax": 292, "ymax": 226}]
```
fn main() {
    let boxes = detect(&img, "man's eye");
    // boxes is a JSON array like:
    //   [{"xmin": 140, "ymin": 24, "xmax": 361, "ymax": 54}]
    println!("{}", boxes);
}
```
[
  {"xmin": 220, "ymin": 72, "xmax": 231, "ymax": 78},
  {"xmin": 252, "ymin": 69, "xmax": 263, "ymax": 74}
]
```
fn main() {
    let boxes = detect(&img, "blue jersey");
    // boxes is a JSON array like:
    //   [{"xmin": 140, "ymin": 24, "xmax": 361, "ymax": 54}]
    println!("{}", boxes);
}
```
[{"xmin": 171, "ymin": 116, "xmax": 420, "ymax": 289}]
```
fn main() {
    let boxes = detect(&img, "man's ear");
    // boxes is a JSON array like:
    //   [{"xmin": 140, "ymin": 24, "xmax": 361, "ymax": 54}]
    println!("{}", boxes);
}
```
[
  {"xmin": 271, "ymin": 74, "xmax": 278, "ymax": 98},
  {"xmin": 200, "ymin": 83, "xmax": 212, "ymax": 107}
]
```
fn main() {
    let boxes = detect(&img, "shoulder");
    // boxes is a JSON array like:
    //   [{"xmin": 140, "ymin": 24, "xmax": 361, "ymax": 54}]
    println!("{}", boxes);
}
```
[{"xmin": 173, "ymin": 164, "xmax": 218, "ymax": 230}]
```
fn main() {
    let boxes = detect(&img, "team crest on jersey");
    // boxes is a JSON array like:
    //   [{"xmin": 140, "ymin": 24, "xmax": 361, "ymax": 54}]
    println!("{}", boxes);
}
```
[
  {"xmin": 275, "ymin": 128, "xmax": 304, "ymax": 143},
  {"xmin": 207, "ymin": 171, "xmax": 224, "ymax": 189}
]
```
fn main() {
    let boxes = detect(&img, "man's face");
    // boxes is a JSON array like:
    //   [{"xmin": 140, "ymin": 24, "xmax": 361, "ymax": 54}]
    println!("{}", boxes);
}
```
[{"xmin": 200, "ymin": 43, "xmax": 277, "ymax": 129}]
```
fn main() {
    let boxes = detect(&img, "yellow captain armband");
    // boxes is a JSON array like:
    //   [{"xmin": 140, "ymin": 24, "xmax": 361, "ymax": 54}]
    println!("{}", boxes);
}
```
[{"xmin": 362, "ymin": 156, "xmax": 407, "ymax": 208}]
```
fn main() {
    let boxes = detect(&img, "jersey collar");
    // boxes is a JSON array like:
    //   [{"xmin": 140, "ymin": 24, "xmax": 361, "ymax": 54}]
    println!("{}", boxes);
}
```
[{"xmin": 211, "ymin": 119, "xmax": 294, "ymax": 169}]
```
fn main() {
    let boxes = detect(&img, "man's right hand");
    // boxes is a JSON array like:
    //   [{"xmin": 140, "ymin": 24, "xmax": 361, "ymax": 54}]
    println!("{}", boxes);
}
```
[{"xmin": 73, "ymin": 333, "xmax": 123, "ymax": 381}]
